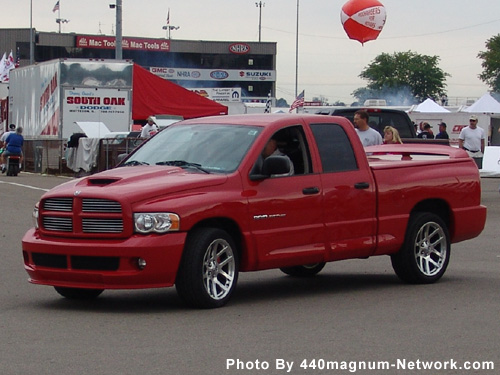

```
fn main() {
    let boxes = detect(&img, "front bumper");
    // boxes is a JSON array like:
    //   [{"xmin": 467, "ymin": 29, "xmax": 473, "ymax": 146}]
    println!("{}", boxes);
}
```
[{"xmin": 22, "ymin": 228, "xmax": 187, "ymax": 290}]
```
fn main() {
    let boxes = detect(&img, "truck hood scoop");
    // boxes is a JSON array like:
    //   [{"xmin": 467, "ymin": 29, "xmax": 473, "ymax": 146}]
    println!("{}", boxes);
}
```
[{"xmin": 86, "ymin": 177, "xmax": 122, "ymax": 186}]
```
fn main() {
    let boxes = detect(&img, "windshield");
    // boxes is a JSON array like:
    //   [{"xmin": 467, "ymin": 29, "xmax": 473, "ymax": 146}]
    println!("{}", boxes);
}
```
[{"xmin": 124, "ymin": 123, "xmax": 262, "ymax": 173}]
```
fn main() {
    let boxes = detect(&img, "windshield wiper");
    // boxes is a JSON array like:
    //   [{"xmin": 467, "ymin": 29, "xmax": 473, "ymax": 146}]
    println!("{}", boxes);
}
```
[
  {"xmin": 123, "ymin": 160, "xmax": 150, "ymax": 166},
  {"xmin": 156, "ymin": 160, "xmax": 210, "ymax": 174}
]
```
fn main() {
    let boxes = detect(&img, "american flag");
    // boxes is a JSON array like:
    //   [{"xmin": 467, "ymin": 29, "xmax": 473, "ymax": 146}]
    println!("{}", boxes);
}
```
[
  {"xmin": 289, "ymin": 90, "xmax": 305, "ymax": 112},
  {"xmin": 264, "ymin": 91, "xmax": 271, "ymax": 113},
  {"xmin": 166, "ymin": 8, "xmax": 170, "ymax": 25},
  {"xmin": 52, "ymin": 1, "xmax": 60, "ymax": 13},
  {"xmin": 15, "ymin": 49, "xmax": 20, "ymax": 68}
]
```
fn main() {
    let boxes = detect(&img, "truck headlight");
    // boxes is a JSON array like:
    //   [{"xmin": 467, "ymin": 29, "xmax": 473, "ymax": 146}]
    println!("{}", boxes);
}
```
[
  {"xmin": 134, "ymin": 213, "xmax": 180, "ymax": 234},
  {"xmin": 32, "ymin": 206, "xmax": 39, "ymax": 229}
]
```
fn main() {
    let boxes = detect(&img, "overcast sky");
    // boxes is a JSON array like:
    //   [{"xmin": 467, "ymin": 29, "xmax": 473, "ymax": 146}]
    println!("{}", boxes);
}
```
[{"xmin": 3, "ymin": 0, "xmax": 500, "ymax": 104}]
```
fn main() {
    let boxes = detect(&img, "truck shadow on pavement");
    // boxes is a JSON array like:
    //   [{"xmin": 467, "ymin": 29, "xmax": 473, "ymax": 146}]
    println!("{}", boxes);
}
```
[{"xmin": 32, "ymin": 268, "xmax": 461, "ymax": 313}]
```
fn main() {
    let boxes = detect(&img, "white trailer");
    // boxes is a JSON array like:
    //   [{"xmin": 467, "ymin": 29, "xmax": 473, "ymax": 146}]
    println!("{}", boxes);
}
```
[
  {"xmin": 9, "ymin": 59, "xmax": 133, "ymax": 139},
  {"xmin": 407, "ymin": 111, "xmax": 499, "ymax": 147}
]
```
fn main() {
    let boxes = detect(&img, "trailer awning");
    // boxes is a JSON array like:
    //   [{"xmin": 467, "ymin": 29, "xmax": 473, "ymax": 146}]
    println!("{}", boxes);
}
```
[{"xmin": 132, "ymin": 64, "xmax": 228, "ymax": 121}]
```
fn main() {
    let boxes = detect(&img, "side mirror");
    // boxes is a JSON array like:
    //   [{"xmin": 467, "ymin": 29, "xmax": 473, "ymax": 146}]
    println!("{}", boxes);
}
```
[{"xmin": 250, "ymin": 155, "xmax": 291, "ymax": 180}]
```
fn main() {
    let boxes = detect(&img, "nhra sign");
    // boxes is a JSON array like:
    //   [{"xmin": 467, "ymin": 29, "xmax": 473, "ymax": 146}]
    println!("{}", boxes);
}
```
[
  {"xmin": 77, "ymin": 35, "xmax": 170, "ymax": 52},
  {"xmin": 150, "ymin": 67, "xmax": 276, "ymax": 81},
  {"xmin": 229, "ymin": 43, "xmax": 250, "ymax": 54}
]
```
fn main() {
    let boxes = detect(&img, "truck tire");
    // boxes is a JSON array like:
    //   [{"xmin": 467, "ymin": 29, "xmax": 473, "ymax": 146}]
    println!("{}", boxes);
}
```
[
  {"xmin": 176, "ymin": 228, "xmax": 239, "ymax": 309},
  {"xmin": 54, "ymin": 287, "xmax": 104, "ymax": 300},
  {"xmin": 391, "ymin": 212, "xmax": 450, "ymax": 284},
  {"xmin": 280, "ymin": 262, "xmax": 326, "ymax": 277}
]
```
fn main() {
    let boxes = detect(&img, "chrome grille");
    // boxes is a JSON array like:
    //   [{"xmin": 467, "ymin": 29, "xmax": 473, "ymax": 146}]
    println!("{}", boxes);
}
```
[
  {"xmin": 41, "ymin": 197, "xmax": 124, "ymax": 235},
  {"xmin": 82, "ymin": 218, "xmax": 123, "ymax": 233},
  {"xmin": 82, "ymin": 199, "xmax": 122, "ymax": 213},
  {"xmin": 43, "ymin": 198, "xmax": 73, "ymax": 212},
  {"xmin": 43, "ymin": 217, "xmax": 73, "ymax": 232}
]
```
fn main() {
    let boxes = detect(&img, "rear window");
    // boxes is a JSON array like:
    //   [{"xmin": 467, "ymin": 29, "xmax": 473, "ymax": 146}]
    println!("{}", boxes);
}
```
[{"xmin": 333, "ymin": 109, "xmax": 414, "ymax": 138}]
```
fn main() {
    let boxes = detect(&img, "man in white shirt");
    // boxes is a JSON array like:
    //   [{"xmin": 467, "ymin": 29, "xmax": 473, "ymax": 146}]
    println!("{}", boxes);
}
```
[
  {"xmin": 140, "ymin": 117, "xmax": 159, "ymax": 138},
  {"xmin": 459, "ymin": 115, "xmax": 485, "ymax": 156},
  {"xmin": 353, "ymin": 110, "xmax": 383, "ymax": 147},
  {"xmin": 459, "ymin": 115, "xmax": 485, "ymax": 168},
  {"xmin": 0, "ymin": 123, "xmax": 16, "ymax": 148}
]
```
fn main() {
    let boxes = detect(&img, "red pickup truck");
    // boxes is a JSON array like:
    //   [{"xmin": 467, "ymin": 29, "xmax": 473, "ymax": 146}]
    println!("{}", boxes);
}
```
[{"xmin": 22, "ymin": 114, "xmax": 486, "ymax": 308}]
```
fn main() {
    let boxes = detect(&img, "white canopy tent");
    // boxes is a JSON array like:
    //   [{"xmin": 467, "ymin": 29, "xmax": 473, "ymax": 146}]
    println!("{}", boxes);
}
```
[
  {"xmin": 462, "ymin": 93, "xmax": 500, "ymax": 113},
  {"xmin": 411, "ymin": 98, "xmax": 450, "ymax": 113}
]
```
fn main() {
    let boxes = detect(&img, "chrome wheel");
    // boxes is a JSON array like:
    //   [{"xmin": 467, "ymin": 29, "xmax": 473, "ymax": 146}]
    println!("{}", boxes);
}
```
[
  {"xmin": 414, "ymin": 221, "xmax": 447, "ymax": 277},
  {"xmin": 203, "ymin": 238, "xmax": 236, "ymax": 301},
  {"xmin": 176, "ymin": 228, "xmax": 239, "ymax": 308},
  {"xmin": 391, "ymin": 212, "xmax": 450, "ymax": 284}
]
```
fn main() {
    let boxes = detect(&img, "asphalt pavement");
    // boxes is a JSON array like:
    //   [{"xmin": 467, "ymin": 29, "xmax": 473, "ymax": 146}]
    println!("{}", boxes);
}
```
[{"xmin": 0, "ymin": 172, "xmax": 498, "ymax": 375}]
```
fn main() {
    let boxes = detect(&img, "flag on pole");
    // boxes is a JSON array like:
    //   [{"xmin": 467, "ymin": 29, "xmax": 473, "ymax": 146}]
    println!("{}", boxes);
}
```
[
  {"xmin": 0, "ymin": 53, "xmax": 6, "ymax": 80},
  {"xmin": 15, "ymin": 48, "xmax": 20, "ymax": 68},
  {"xmin": 0, "ymin": 51, "xmax": 15, "ymax": 83},
  {"xmin": 289, "ymin": 90, "xmax": 305, "ymax": 112},
  {"xmin": 166, "ymin": 8, "xmax": 170, "ymax": 25},
  {"xmin": 52, "ymin": 1, "xmax": 60, "ymax": 13},
  {"xmin": 264, "ymin": 91, "xmax": 272, "ymax": 113}
]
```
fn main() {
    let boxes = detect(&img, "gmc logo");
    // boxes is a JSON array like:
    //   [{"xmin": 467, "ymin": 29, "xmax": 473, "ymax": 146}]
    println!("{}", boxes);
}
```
[{"xmin": 229, "ymin": 43, "xmax": 250, "ymax": 54}]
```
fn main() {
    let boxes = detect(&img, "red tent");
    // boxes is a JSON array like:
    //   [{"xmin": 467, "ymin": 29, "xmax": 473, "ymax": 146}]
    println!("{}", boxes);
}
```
[{"xmin": 132, "ymin": 64, "xmax": 228, "ymax": 121}]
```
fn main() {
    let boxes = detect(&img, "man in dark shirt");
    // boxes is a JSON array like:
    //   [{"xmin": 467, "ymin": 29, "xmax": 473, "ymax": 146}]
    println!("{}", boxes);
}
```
[
  {"xmin": 435, "ymin": 122, "xmax": 449, "ymax": 140},
  {"xmin": 417, "ymin": 123, "xmax": 435, "ymax": 139},
  {"xmin": 1, "ymin": 126, "xmax": 24, "ymax": 173}
]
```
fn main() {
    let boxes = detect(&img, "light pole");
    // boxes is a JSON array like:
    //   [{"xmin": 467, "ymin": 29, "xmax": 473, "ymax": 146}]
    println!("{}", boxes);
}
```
[
  {"xmin": 53, "ymin": 1, "xmax": 69, "ymax": 33},
  {"xmin": 162, "ymin": 9, "xmax": 180, "ymax": 40},
  {"xmin": 255, "ymin": 1, "xmax": 265, "ymax": 42},
  {"xmin": 30, "ymin": 0, "xmax": 33, "ymax": 65},
  {"xmin": 162, "ymin": 25, "xmax": 180, "ymax": 40},
  {"xmin": 295, "ymin": 0, "xmax": 299, "ymax": 99},
  {"xmin": 56, "ymin": 18, "xmax": 70, "ymax": 33},
  {"xmin": 110, "ymin": 0, "xmax": 122, "ymax": 59}
]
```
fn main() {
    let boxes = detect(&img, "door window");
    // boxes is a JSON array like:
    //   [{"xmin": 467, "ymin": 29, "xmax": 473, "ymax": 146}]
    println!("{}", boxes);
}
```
[{"xmin": 310, "ymin": 123, "xmax": 358, "ymax": 173}]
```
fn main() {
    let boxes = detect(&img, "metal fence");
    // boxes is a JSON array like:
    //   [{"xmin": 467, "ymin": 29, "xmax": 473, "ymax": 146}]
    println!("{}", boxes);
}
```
[{"xmin": 22, "ymin": 138, "xmax": 144, "ymax": 176}]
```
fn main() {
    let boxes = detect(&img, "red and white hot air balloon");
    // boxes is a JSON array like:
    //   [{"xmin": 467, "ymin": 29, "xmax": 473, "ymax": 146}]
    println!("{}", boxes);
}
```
[{"xmin": 341, "ymin": 0, "xmax": 386, "ymax": 45}]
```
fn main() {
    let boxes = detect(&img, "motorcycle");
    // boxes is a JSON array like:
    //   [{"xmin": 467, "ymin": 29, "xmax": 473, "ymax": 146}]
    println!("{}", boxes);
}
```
[{"xmin": 6, "ymin": 154, "xmax": 21, "ymax": 176}]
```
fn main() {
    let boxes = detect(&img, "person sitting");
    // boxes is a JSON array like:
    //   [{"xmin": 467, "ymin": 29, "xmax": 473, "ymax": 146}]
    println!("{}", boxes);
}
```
[
  {"xmin": 1, "ymin": 126, "xmax": 24, "ymax": 173},
  {"xmin": 0, "ymin": 123, "xmax": 16, "ymax": 148},
  {"xmin": 261, "ymin": 136, "xmax": 294, "ymax": 176}
]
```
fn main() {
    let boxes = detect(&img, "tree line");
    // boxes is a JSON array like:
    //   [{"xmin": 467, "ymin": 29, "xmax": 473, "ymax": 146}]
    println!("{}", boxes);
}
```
[{"xmin": 277, "ymin": 34, "xmax": 500, "ymax": 107}]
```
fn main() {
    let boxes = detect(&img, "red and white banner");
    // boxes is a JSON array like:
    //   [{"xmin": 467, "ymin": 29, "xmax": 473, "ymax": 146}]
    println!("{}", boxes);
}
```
[
  {"xmin": 77, "ymin": 35, "xmax": 170, "ymax": 52},
  {"xmin": 0, "ymin": 51, "xmax": 15, "ymax": 83}
]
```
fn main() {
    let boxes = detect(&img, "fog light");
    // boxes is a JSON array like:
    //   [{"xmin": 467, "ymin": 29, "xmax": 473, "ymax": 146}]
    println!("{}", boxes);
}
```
[{"xmin": 137, "ymin": 258, "xmax": 147, "ymax": 270}]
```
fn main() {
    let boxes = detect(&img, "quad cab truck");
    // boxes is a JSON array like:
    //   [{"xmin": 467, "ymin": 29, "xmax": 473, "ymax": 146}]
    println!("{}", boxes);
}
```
[{"xmin": 22, "ymin": 114, "xmax": 486, "ymax": 308}]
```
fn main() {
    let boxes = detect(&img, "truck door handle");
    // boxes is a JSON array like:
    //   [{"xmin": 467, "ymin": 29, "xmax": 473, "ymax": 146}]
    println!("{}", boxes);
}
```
[
  {"xmin": 354, "ymin": 182, "xmax": 370, "ymax": 189},
  {"xmin": 302, "ymin": 187, "xmax": 320, "ymax": 195}
]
